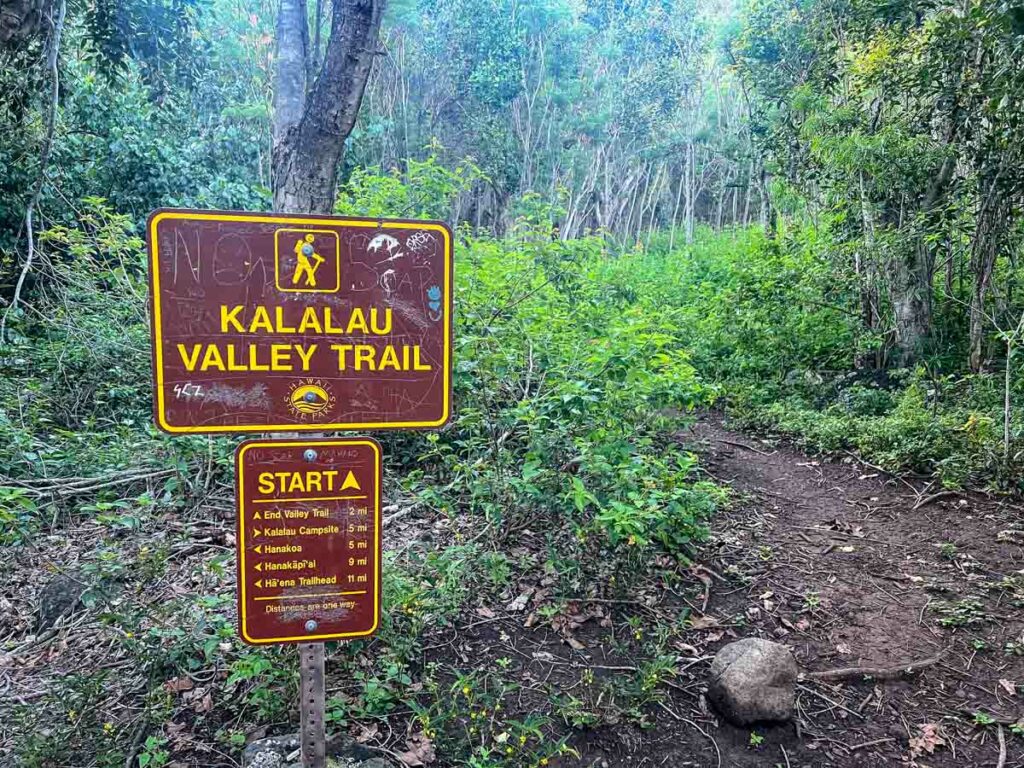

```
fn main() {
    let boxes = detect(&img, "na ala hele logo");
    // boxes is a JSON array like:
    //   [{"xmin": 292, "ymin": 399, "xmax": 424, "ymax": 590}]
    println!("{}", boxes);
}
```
[{"xmin": 286, "ymin": 378, "xmax": 337, "ymax": 420}]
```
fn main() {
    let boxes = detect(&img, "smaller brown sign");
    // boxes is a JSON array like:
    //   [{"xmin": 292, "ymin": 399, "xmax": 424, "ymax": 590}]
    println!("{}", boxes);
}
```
[{"xmin": 235, "ymin": 438, "xmax": 381, "ymax": 645}]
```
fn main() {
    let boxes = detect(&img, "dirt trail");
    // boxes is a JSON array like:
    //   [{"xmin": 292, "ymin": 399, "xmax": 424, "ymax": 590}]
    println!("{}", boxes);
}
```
[
  {"xmin": 674, "ymin": 413, "xmax": 1024, "ymax": 767},
  {"xmin": 4, "ymin": 412, "xmax": 1024, "ymax": 767}
]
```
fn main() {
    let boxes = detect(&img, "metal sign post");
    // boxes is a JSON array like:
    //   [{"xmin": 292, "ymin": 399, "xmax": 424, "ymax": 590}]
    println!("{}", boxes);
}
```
[{"xmin": 299, "ymin": 643, "xmax": 326, "ymax": 768}]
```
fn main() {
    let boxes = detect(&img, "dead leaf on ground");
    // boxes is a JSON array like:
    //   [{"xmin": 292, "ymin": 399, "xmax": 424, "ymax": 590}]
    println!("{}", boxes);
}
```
[
  {"xmin": 475, "ymin": 606, "xmax": 496, "ymax": 619},
  {"xmin": 999, "ymin": 679, "xmax": 1016, "ymax": 696},
  {"xmin": 564, "ymin": 635, "xmax": 586, "ymax": 651},
  {"xmin": 397, "ymin": 732, "xmax": 436, "ymax": 766},
  {"xmin": 688, "ymin": 615, "xmax": 720, "ymax": 630},
  {"xmin": 355, "ymin": 723, "xmax": 379, "ymax": 743},
  {"xmin": 908, "ymin": 723, "xmax": 945, "ymax": 758},
  {"xmin": 194, "ymin": 692, "xmax": 213, "ymax": 713},
  {"xmin": 163, "ymin": 676, "xmax": 194, "ymax": 693},
  {"xmin": 507, "ymin": 590, "xmax": 533, "ymax": 612}
]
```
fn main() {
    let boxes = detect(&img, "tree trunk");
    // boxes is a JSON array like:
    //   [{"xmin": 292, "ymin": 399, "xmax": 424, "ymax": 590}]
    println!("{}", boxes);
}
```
[
  {"xmin": 889, "ymin": 244, "xmax": 934, "ymax": 367},
  {"xmin": 273, "ymin": 0, "xmax": 386, "ymax": 214},
  {"xmin": 968, "ymin": 175, "xmax": 1006, "ymax": 372}
]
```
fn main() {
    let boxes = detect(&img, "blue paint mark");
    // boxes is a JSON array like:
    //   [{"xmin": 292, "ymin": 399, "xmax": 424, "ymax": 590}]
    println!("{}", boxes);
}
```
[{"xmin": 426, "ymin": 285, "xmax": 443, "ymax": 321}]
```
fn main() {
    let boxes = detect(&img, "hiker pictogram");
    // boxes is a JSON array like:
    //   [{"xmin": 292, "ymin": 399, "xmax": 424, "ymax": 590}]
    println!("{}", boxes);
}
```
[
  {"xmin": 273, "ymin": 228, "xmax": 341, "ymax": 294},
  {"xmin": 292, "ymin": 234, "xmax": 325, "ymax": 287}
]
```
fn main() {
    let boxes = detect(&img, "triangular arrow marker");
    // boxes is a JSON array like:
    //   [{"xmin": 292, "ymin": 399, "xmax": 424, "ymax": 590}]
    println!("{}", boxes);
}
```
[
  {"xmin": 255, "ymin": 545, "xmax": 262, "ymax": 554},
  {"xmin": 253, "ymin": 511, "xmax": 262, "ymax": 520},
  {"xmin": 253, "ymin": 528, "xmax": 262, "ymax": 538},
  {"xmin": 340, "ymin": 471, "xmax": 361, "ymax": 491},
  {"xmin": 255, "ymin": 562, "xmax": 262, "ymax": 572},
  {"xmin": 255, "ymin": 580, "xmax": 263, "ymax": 589}
]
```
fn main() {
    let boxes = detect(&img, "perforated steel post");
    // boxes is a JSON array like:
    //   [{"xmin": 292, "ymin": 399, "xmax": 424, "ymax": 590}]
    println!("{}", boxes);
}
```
[
  {"xmin": 299, "ymin": 437, "xmax": 325, "ymax": 768},
  {"xmin": 298, "ymin": 642, "xmax": 326, "ymax": 768}
]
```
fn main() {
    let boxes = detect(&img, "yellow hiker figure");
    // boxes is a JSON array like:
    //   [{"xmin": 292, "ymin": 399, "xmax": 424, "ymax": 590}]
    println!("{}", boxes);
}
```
[{"xmin": 292, "ymin": 234, "xmax": 325, "ymax": 287}]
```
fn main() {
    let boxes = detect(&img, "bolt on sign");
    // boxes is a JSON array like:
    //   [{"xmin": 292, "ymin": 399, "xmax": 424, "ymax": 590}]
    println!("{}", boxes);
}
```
[
  {"xmin": 236, "ymin": 438, "xmax": 381, "ymax": 644},
  {"xmin": 147, "ymin": 210, "xmax": 452, "ymax": 433}
]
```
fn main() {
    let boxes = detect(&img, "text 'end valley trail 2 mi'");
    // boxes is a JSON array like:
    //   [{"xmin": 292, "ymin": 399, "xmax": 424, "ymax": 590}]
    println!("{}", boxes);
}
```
[
  {"xmin": 146, "ymin": 209, "xmax": 453, "ymax": 651},
  {"xmin": 147, "ymin": 209, "xmax": 453, "ymax": 433}
]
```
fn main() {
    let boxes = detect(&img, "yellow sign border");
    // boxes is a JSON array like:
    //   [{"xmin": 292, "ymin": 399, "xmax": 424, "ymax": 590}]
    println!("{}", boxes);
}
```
[
  {"xmin": 273, "ymin": 228, "xmax": 341, "ymax": 294},
  {"xmin": 149, "ymin": 210, "xmax": 452, "ymax": 433},
  {"xmin": 237, "ymin": 438, "xmax": 382, "ymax": 645}
]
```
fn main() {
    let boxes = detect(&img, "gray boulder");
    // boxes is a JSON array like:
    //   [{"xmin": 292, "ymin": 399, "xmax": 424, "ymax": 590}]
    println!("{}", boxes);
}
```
[{"xmin": 706, "ymin": 638, "xmax": 797, "ymax": 725}]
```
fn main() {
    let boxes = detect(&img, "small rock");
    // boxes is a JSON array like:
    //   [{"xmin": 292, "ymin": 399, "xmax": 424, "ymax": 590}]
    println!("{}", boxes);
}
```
[
  {"xmin": 242, "ymin": 733, "xmax": 392, "ymax": 768},
  {"xmin": 37, "ymin": 571, "xmax": 86, "ymax": 629},
  {"xmin": 243, "ymin": 735, "xmax": 299, "ymax": 768},
  {"xmin": 706, "ymin": 637, "xmax": 797, "ymax": 725}
]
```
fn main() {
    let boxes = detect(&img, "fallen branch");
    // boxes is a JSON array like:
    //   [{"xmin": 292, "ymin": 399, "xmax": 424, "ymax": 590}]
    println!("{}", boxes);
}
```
[
  {"xmin": 716, "ymin": 438, "xmax": 776, "ymax": 456},
  {"xmin": 911, "ymin": 490, "xmax": 961, "ymax": 511},
  {"xmin": 9, "ymin": 468, "xmax": 175, "ymax": 497},
  {"xmin": 804, "ymin": 653, "xmax": 942, "ymax": 682},
  {"xmin": 850, "ymin": 737, "xmax": 895, "ymax": 752}
]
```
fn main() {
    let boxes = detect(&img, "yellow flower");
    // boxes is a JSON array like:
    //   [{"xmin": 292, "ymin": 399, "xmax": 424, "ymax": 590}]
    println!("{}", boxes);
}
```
[
  {"xmin": 67, "ymin": 710, "xmax": 77, "ymax": 721},
  {"xmin": 541, "ymin": 759, "xmax": 549, "ymax": 766},
  {"xmin": 103, "ymin": 722, "xmax": 114, "ymax": 734},
  {"xmin": 462, "ymin": 685, "xmax": 471, "ymax": 696}
]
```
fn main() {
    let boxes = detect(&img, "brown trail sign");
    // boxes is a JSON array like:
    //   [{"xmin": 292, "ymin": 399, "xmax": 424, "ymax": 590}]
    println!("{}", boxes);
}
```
[
  {"xmin": 146, "ymin": 208, "xmax": 452, "ymax": 768},
  {"xmin": 147, "ymin": 209, "xmax": 452, "ymax": 434},
  {"xmin": 235, "ymin": 438, "xmax": 381, "ymax": 645}
]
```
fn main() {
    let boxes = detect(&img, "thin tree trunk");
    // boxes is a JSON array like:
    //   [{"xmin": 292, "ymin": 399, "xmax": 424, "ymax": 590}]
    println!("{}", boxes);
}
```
[
  {"xmin": 273, "ymin": 0, "xmax": 386, "ymax": 214},
  {"xmin": 1, "ymin": 0, "xmax": 66, "ymax": 343}
]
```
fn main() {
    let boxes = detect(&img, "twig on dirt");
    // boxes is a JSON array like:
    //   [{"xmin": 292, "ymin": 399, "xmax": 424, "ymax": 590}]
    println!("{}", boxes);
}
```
[
  {"xmin": 715, "ymin": 438, "xmax": 776, "ymax": 457},
  {"xmin": 997, "ymin": 725, "xmax": 1006, "ymax": 768},
  {"xmin": 383, "ymin": 506, "xmax": 415, "ymax": 525},
  {"xmin": 850, "ymin": 737, "xmax": 895, "ymax": 751},
  {"xmin": 780, "ymin": 744, "xmax": 791, "ymax": 768},
  {"xmin": 11, "ymin": 468, "xmax": 175, "ymax": 497},
  {"xmin": 680, "ymin": 717, "xmax": 721, "ymax": 768},
  {"xmin": 841, "ymin": 450, "xmax": 919, "ymax": 494},
  {"xmin": 362, "ymin": 743, "xmax": 407, "ymax": 764},
  {"xmin": 796, "ymin": 684, "xmax": 864, "ymax": 719},
  {"xmin": 912, "ymin": 490, "xmax": 961, "ymax": 511},
  {"xmin": 123, "ymin": 717, "xmax": 149, "ymax": 768},
  {"xmin": 804, "ymin": 653, "xmax": 941, "ymax": 682}
]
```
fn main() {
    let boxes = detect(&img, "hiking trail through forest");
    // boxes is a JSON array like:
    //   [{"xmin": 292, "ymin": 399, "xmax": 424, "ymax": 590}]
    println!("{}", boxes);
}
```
[
  {"xmin": 653, "ymin": 413, "xmax": 1024, "ymax": 767},
  {"xmin": 5, "ymin": 411, "xmax": 1024, "ymax": 767},
  {"xmin": 399, "ymin": 411, "xmax": 1024, "ymax": 767}
]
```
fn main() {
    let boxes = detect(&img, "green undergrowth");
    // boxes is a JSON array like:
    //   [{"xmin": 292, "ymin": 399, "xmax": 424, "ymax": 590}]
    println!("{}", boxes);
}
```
[
  {"xmin": 655, "ymin": 225, "xmax": 1024, "ymax": 491},
  {"xmin": 1, "ymin": 183, "xmax": 720, "ymax": 765}
]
